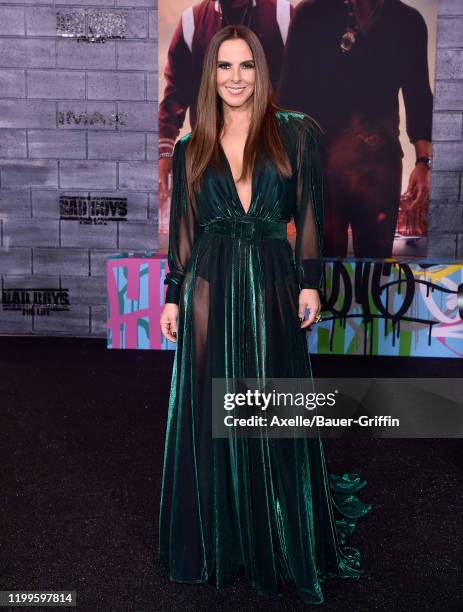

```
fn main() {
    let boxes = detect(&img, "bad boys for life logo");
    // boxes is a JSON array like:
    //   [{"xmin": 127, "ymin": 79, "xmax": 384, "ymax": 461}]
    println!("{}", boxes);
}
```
[
  {"xmin": 59, "ymin": 195, "xmax": 128, "ymax": 225},
  {"xmin": 1, "ymin": 288, "xmax": 70, "ymax": 317},
  {"xmin": 56, "ymin": 10, "xmax": 127, "ymax": 43}
]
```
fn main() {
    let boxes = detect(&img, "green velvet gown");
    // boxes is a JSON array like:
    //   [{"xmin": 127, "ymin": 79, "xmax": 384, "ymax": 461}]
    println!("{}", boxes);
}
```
[{"xmin": 157, "ymin": 111, "xmax": 371, "ymax": 605}]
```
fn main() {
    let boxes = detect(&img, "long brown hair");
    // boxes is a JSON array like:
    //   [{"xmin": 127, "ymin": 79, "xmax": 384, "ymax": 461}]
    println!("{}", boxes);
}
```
[{"xmin": 185, "ymin": 25, "xmax": 293, "ymax": 204}]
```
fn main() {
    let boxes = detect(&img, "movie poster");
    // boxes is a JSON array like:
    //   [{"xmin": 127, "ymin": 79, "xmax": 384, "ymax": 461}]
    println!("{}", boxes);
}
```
[{"xmin": 157, "ymin": 0, "xmax": 437, "ymax": 259}]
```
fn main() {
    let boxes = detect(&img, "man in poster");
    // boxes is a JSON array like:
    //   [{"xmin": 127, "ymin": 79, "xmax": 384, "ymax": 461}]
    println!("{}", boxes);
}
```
[{"xmin": 278, "ymin": 0, "xmax": 433, "ymax": 258}]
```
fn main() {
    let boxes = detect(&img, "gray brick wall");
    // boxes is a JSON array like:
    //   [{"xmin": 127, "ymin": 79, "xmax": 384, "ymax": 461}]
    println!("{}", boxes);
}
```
[
  {"xmin": 0, "ymin": 1, "xmax": 462, "ymax": 338},
  {"xmin": 429, "ymin": 0, "xmax": 463, "ymax": 258},
  {"xmin": 0, "ymin": 0, "xmax": 157, "ymax": 337}
]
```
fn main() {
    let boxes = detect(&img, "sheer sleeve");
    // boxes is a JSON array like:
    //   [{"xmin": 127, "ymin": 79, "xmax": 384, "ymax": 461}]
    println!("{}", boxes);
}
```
[
  {"xmin": 164, "ymin": 137, "xmax": 198, "ymax": 305},
  {"xmin": 292, "ymin": 115, "xmax": 324, "ymax": 291}
]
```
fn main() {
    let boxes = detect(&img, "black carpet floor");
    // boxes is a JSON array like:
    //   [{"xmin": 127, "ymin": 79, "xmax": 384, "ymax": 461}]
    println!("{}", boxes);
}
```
[{"xmin": 0, "ymin": 337, "xmax": 461, "ymax": 612}]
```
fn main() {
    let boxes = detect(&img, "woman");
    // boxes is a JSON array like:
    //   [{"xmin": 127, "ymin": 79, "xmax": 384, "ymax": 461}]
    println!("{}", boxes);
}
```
[{"xmin": 158, "ymin": 25, "xmax": 371, "ymax": 605}]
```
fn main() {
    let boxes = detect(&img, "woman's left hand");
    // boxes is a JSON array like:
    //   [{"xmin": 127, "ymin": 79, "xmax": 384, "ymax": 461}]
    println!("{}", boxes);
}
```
[{"xmin": 299, "ymin": 288, "xmax": 321, "ymax": 330}]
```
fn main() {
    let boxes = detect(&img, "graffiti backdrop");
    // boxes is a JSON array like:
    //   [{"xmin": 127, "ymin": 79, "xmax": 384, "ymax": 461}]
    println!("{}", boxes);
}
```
[{"xmin": 106, "ymin": 254, "xmax": 463, "ymax": 357}]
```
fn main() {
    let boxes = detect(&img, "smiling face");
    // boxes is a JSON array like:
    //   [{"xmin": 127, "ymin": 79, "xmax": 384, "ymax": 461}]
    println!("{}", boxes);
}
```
[{"xmin": 216, "ymin": 38, "xmax": 256, "ymax": 110}]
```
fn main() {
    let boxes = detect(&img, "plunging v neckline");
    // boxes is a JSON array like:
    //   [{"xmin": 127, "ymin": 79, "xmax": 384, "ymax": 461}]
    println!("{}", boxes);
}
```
[{"xmin": 218, "ymin": 141, "xmax": 254, "ymax": 217}]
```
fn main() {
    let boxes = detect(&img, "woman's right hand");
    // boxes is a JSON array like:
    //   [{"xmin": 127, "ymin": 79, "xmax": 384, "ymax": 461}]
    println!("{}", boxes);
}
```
[{"xmin": 160, "ymin": 303, "xmax": 179, "ymax": 343}]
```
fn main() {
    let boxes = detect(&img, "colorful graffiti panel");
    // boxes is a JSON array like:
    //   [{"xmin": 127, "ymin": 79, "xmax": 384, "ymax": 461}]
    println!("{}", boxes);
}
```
[
  {"xmin": 309, "ymin": 262, "xmax": 463, "ymax": 358},
  {"xmin": 106, "ymin": 255, "xmax": 463, "ymax": 357}
]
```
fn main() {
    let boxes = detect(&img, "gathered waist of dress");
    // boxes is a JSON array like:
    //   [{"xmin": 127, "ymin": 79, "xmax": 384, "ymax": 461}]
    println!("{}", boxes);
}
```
[{"xmin": 200, "ymin": 218, "xmax": 287, "ymax": 244}]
